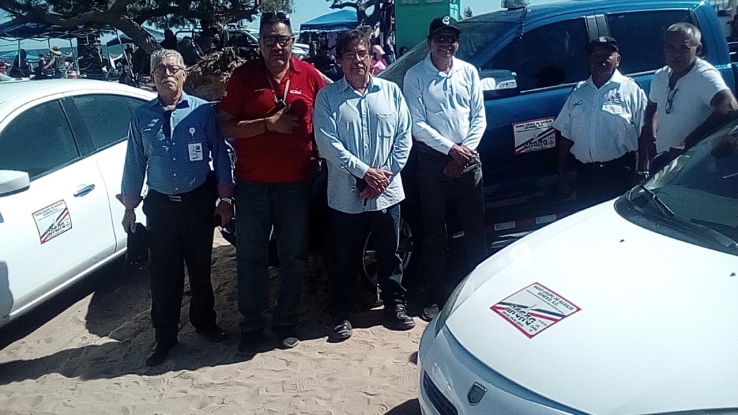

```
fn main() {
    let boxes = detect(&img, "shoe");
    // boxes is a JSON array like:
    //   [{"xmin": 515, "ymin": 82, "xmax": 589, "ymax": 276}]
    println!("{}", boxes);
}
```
[
  {"xmin": 273, "ymin": 325, "xmax": 300, "ymax": 349},
  {"xmin": 237, "ymin": 329, "xmax": 263, "ymax": 357},
  {"xmin": 421, "ymin": 303, "xmax": 440, "ymax": 322},
  {"xmin": 384, "ymin": 304, "xmax": 416, "ymax": 331},
  {"xmin": 328, "ymin": 319, "xmax": 352, "ymax": 342},
  {"xmin": 195, "ymin": 325, "xmax": 229, "ymax": 343},
  {"xmin": 145, "ymin": 339, "xmax": 178, "ymax": 366}
]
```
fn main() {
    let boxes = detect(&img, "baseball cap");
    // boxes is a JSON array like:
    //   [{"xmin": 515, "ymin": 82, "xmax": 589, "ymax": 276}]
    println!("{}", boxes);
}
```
[
  {"xmin": 587, "ymin": 36, "xmax": 619, "ymax": 54},
  {"xmin": 428, "ymin": 16, "xmax": 461, "ymax": 38}
]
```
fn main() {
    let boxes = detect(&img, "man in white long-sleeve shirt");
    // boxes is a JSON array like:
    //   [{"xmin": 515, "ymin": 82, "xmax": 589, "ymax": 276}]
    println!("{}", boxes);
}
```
[{"xmin": 403, "ymin": 16, "xmax": 487, "ymax": 322}]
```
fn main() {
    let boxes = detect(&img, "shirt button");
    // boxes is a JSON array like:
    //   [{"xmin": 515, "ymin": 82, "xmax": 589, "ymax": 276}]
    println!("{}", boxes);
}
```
[
  {"xmin": 173, "ymin": 158, "xmax": 176, "ymax": 161},
  {"xmin": 173, "ymin": 173, "xmax": 177, "ymax": 177}
]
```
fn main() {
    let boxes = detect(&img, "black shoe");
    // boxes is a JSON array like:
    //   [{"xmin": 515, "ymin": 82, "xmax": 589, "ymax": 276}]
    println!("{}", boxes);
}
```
[
  {"xmin": 195, "ymin": 325, "xmax": 229, "ymax": 343},
  {"xmin": 145, "ymin": 339, "xmax": 178, "ymax": 366},
  {"xmin": 384, "ymin": 304, "xmax": 416, "ymax": 331},
  {"xmin": 420, "ymin": 303, "xmax": 440, "ymax": 322},
  {"xmin": 273, "ymin": 325, "xmax": 300, "ymax": 349},
  {"xmin": 237, "ymin": 329, "xmax": 263, "ymax": 357},
  {"xmin": 328, "ymin": 319, "xmax": 352, "ymax": 342}
]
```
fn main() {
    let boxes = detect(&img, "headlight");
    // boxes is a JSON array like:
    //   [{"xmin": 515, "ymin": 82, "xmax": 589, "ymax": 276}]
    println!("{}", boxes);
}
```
[{"xmin": 434, "ymin": 272, "xmax": 474, "ymax": 336}]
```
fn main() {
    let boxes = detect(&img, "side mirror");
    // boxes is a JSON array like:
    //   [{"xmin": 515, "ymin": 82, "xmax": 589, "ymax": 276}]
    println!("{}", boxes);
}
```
[
  {"xmin": 0, "ymin": 170, "xmax": 30, "ymax": 197},
  {"xmin": 479, "ymin": 69, "xmax": 520, "ymax": 100}
]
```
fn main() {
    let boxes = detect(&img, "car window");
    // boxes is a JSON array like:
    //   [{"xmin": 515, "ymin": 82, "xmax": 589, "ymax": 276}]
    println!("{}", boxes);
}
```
[
  {"xmin": 124, "ymin": 97, "xmax": 147, "ymax": 113},
  {"xmin": 0, "ymin": 100, "xmax": 79, "ymax": 179},
  {"xmin": 72, "ymin": 94, "xmax": 134, "ymax": 150},
  {"xmin": 606, "ymin": 10, "xmax": 694, "ymax": 75},
  {"xmin": 482, "ymin": 18, "xmax": 590, "ymax": 92}
]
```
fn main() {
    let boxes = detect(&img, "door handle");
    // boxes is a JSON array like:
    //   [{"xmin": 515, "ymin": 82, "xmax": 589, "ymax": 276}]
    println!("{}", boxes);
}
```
[{"xmin": 73, "ymin": 184, "xmax": 96, "ymax": 197}]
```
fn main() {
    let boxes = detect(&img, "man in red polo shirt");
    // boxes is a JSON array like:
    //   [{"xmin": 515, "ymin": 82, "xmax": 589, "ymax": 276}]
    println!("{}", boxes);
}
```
[{"xmin": 219, "ymin": 12, "xmax": 325, "ymax": 356}]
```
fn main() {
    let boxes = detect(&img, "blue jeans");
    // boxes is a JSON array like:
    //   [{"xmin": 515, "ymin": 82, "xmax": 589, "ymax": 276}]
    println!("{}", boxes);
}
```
[
  {"xmin": 235, "ymin": 179, "xmax": 311, "ymax": 331},
  {"xmin": 330, "ymin": 204, "xmax": 406, "ymax": 318}
]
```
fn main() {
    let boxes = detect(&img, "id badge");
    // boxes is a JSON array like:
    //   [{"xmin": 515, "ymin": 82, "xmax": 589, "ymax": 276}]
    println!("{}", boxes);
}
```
[{"xmin": 188, "ymin": 143, "xmax": 204, "ymax": 161}]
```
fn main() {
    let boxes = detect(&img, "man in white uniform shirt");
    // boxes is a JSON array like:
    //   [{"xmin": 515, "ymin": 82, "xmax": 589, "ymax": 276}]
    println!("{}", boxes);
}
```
[
  {"xmin": 553, "ymin": 36, "xmax": 647, "ymax": 205},
  {"xmin": 403, "ymin": 16, "xmax": 487, "ymax": 322},
  {"xmin": 639, "ymin": 22, "xmax": 738, "ymax": 172}
]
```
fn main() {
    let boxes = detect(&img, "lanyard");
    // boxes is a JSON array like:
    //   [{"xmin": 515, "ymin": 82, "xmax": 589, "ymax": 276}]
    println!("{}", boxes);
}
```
[{"xmin": 266, "ymin": 75, "xmax": 290, "ymax": 104}]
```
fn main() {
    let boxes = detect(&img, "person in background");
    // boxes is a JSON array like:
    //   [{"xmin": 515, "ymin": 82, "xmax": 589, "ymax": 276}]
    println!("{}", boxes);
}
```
[
  {"xmin": 44, "ymin": 46, "xmax": 67, "ymax": 78},
  {"xmin": 119, "ymin": 49, "xmax": 233, "ymax": 366},
  {"xmin": 398, "ymin": 46, "xmax": 409, "ymax": 57},
  {"xmin": 9, "ymin": 49, "xmax": 31, "ymax": 78},
  {"xmin": 383, "ymin": 42, "xmax": 396, "ymax": 65},
  {"xmin": 218, "ymin": 12, "xmax": 325, "ymax": 356},
  {"xmin": 403, "ymin": 16, "xmax": 487, "ymax": 322},
  {"xmin": 313, "ymin": 29, "xmax": 415, "ymax": 342},
  {"xmin": 305, "ymin": 44, "xmax": 341, "ymax": 81},
  {"xmin": 161, "ymin": 29, "xmax": 178, "ymax": 50},
  {"xmin": 553, "ymin": 36, "xmax": 647, "ymax": 205},
  {"xmin": 370, "ymin": 44, "xmax": 388, "ymax": 75}
]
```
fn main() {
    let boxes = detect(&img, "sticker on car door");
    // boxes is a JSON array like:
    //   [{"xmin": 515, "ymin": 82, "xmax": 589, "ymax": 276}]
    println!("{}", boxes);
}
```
[
  {"xmin": 513, "ymin": 118, "xmax": 556, "ymax": 155},
  {"xmin": 32, "ymin": 200, "xmax": 73, "ymax": 244},
  {"xmin": 491, "ymin": 282, "xmax": 580, "ymax": 338}
]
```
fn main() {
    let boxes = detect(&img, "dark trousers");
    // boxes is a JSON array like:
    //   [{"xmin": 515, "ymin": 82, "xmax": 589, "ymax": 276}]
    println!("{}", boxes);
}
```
[
  {"xmin": 417, "ymin": 145, "xmax": 487, "ymax": 305},
  {"xmin": 577, "ymin": 152, "xmax": 635, "ymax": 206},
  {"xmin": 142, "ymin": 179, "xmax": 218, "ymax": 340},
  {"xmin": 235, "ymin": 179, "xmax": 311, "ymax": 332},
  {"xmin": 330, "ymin": 204, "xmax": 406, "ymax": 319}
]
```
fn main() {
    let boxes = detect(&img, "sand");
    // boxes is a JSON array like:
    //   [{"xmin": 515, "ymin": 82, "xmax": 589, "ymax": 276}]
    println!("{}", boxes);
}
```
[{"xmin": 0, "ymin": 232, "xmax": 425, "ymax": 415}]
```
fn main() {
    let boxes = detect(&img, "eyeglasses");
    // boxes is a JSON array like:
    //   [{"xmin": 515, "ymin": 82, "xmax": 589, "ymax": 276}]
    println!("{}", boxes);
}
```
[
  {"xmin": 342, "ymin": 49, "xmax": 370, "ymax": 60},
  {"xmin": 665, "ymin": 87, "xmax": 678, "ymax": 114},
  {"xmin": 433, "ymin": 35, "xmax": 459, "ymax": 44},
  {"xmin": 153, "ymin": 64, "xmax": 184, "ymax": 75},
  {"xmin": 162, "ymin": 110, "xmax": 172, "ymax": 139},
  {"xmin": 262, "ymin": 35, "xmax": 294, "ymax": 47},
  {"xmin": 261, "ymin": 12, "xmax": 291, "ymax": 26}
]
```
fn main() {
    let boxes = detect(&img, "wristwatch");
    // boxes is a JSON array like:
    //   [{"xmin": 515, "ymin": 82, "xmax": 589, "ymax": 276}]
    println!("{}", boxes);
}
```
[{"xmin": 220, "ymin": 197, "xmax": 233, "ymax": 205}]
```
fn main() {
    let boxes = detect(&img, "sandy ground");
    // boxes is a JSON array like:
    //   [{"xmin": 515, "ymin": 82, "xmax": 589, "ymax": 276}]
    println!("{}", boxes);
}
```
[{"xmin": 0, "ymin": 232, "xmax": 426, "ymax": 415}]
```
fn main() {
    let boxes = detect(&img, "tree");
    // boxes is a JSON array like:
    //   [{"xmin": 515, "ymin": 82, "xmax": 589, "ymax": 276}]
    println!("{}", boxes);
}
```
[
  {"xmin": 0, "ymin": 0, "xmax": 263, "ymax": 53},
  {"xmin": 326, "ymin": 0, "xmax": 387, "ymax": 28}
]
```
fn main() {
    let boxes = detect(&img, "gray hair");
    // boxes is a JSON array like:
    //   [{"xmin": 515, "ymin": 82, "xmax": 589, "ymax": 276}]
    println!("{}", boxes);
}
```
[
  {"xmin": 666, "ymin": 22, "xmax": 702, "ymax": 46},
  {"xmin": 149, "ymin": 49, "xmax": 185, "ymax": 74}
]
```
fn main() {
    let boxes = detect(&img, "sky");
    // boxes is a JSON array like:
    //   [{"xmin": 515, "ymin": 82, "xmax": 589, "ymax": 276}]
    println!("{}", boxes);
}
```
[{"xmin": 0, "ymin": 0, "xmax": 562, "ymax": 51}]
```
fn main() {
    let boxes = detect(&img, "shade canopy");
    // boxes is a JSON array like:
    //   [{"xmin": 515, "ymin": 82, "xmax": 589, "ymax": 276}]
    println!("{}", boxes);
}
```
[
  {"xmin": 300, "ymin": 10, "xmax": 359, "ymax": 32},
  {"xmin": 105, "ymin": 27, "xmax": 166, "ymax": 46},
  {"xmin": 0, "ymin": 16, "xmax": 98, "ymax": 40}
]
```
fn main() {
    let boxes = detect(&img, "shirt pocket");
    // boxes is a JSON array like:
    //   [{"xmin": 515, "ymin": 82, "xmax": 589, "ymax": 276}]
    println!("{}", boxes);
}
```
[
  {"xmin": 376, "ymin": 113, "xmax": 396, "ymax": 138},
  {"xmin": 569, "ymin": 101, "xmax": 585, "ymax": 117},
  {"xmin": 602, "ymin": 103, "xmax": 631, "ymax": 123}
]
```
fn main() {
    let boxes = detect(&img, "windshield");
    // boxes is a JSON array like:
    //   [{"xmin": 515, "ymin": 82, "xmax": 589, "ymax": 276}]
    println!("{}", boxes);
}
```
[
  {"xmin": 623, "ymin": 117, "xmax": 738, "ymax": 255},
  {"xmin": 379, "ymin": 20, "xmax": 512, "ymax": 86}
]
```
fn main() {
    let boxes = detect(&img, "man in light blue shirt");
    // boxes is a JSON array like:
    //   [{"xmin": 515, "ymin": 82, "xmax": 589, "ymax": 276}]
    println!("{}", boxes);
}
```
[{"xmin": 314, "ymin": 29, "xmax": 415, "ymax": 342}]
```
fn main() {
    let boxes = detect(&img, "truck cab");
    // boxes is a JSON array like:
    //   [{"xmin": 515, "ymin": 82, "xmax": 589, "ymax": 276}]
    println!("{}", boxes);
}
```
[{"xmin": 381, "ymin": 0, "xmax": 736, "ymax": 249}]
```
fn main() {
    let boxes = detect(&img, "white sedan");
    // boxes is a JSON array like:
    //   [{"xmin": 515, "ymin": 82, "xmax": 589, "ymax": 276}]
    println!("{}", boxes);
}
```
[
  {"xmin": 419, "ymin": 117, "xmax": 738, "ymax": 414},
  {"xmin": 0, "ymin": 79, "xmax": 155, "ymax": 328}
]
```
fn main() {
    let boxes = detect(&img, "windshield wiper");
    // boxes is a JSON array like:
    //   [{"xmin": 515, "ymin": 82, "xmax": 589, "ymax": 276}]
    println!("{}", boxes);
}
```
[
  {"xmin": 638, "ymin": 184, "xmax": 675, "ymax": 217},
  {"xmin": 681, "ymin": 219, "xmax": 738, "ymax": 252}
]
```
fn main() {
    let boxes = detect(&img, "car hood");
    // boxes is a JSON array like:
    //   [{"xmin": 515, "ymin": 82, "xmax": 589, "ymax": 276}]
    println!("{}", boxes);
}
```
[{"xmin": 446, "ymin": 201, "xmax": 738, "ymax": 415}]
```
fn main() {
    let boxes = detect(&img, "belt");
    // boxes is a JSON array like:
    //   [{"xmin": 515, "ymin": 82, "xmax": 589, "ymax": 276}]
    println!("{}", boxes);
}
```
[
  {"xmin": 147, "ymin": 181, "xmax": 213, "ymax": 203},
  {"xmin": 581, "ymin": 152, "xmax": 635, "ymax": 170}
]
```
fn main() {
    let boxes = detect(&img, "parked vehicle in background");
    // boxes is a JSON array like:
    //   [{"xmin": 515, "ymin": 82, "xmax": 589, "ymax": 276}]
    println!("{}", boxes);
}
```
[
  {"xmin": 0, "ymin": 80, "xmax": 155, "ymax": 328},
  {"xmin": 381, "ymin": 0, "xmax": 738, "ymax": 253},
  {"xmin": 417, "ymin": 110, "xmax": 738, "ymax": 415}
]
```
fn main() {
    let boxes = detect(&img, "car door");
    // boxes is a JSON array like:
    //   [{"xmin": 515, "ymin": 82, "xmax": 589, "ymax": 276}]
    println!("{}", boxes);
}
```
[
  {"xmin": 476, "ymin": 16, "xmax": 594, "ymax": 200},
  {"xmin": 0, "ymin": 98, "xmax": 117, "ymax": 321},
  {"xmin": 65, "ymin": 93, "xmax": 149, "ymax": 251}
]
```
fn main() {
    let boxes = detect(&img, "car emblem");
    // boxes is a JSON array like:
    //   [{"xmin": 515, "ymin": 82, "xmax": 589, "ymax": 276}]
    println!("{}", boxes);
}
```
[{"xmin": 467, "ymin": 382, "xmax": 487, "ymax": 406}]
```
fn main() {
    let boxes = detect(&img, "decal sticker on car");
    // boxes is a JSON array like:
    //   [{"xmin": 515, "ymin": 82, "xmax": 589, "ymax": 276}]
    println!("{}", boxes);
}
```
[
  {"xmin": 513, "ymin": 118, "xmax": 556, "ymax": 155},
  {"xmin": 32, "ymin": 200, "xmax": 73, "ymax": 244},
  {"xmin": 491, "ymin": 282, "xmax": 580, "ymax": 338}
]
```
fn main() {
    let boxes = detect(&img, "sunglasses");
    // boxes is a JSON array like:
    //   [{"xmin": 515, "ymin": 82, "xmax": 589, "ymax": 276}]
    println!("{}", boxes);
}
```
[
  {"xmin": 433, "ymin": 35, "xmax": 459, "ymax": 44},
  {"xmin": 665, "ymin": 87, "xmax": 678, "ymax": 115},
  {"xmin": 262, "ymin": 35, "xmax": 294, "ymax": 47},
  {"xmin": 261, "ymin": 12, "xmax": 291, "ymax": 26}
]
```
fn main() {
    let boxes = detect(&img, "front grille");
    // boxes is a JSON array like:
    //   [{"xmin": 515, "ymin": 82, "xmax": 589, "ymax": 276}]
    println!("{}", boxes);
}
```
[{"xmin": 423, "ymin": 371, "xmax": 458, "ymax": 415}]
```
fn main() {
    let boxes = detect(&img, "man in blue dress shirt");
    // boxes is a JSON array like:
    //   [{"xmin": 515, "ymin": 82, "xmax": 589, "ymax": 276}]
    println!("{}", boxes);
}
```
[
  {"xmin": 313, "ymin": 30, "xmax": 415, "ymax": 342},
  {"xmin": 119, "ymin": 49, "xmax": 234, "ymax": 366}
]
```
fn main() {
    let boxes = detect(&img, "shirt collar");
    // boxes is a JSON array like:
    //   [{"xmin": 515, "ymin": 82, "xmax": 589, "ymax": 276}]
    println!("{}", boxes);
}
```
[
  {"xmin": 585, "ymin": 69, "xmax": 625, "ymax": 89},
  {"xmin": 149, "ymin": 91, "xmax": 191, "ymax": 110},
  {"xmin": 260, "ymin": 56, "xmax": 302, "ymax": 77},
  {"xmin": 338, "ymin": 75, "xmax": 382, "ymax": 93},
  {"xmin": 423, "ymin": 54, "xmax": 460, "ymax": 76}
]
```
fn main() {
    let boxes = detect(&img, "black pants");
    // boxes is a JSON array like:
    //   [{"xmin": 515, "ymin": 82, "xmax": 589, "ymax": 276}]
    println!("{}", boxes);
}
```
[
  {"xmin": 416, "ymin": 143, "xmax": 487, "ymax": 305},
  {"xmin": 577, "ymin": 152, "xmax": 636, "ymax": 206},
  {"xmin": 142, "ymin": 179, "xmax": 218, "ymax": 340}
]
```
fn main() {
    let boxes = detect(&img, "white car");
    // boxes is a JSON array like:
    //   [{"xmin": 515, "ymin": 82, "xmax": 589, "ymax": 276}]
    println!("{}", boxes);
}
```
[
  {"xmin": 419, "ymin": 117, "xmax": 738, "ymax": 414},
  {"xmin": 0, "ymin": 79, "xmax": 156, "ymax": 328}
]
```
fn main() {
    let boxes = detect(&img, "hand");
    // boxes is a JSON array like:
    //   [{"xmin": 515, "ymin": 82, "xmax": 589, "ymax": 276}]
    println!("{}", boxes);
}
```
[
  {"xmin": 266, "ymin": 104, "xmax": 299, "ymax": 134},
  {"xmin": 214, "ymin": 200, "xmax": 233, "ymax": 227},
  {"xmin": 363, "ymin": 167, "xmax": 392, "ymax": 192},
  {"xmin": 449, "ymin": 144, "xmax": 476, "ymax": 166},
  {"xmin": 359, "ymin": 186, "xmax": 382, "ymax": 200},
  {"xmin": 443, "ymin": 159, "xmax": 464, "ymax": 178},
  {"xmin": 557, "ymin": 173, "xmax": 571, "ymax": 194},
  {"xmin": 122, "ymin": 210, "xmax": 136, "ymax": 233}
]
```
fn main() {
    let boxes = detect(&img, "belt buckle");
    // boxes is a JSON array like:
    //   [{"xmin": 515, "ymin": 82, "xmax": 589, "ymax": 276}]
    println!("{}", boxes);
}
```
[{"xmin": 168, "ymin": 195, "xmax": 182, "ymax": 202}]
